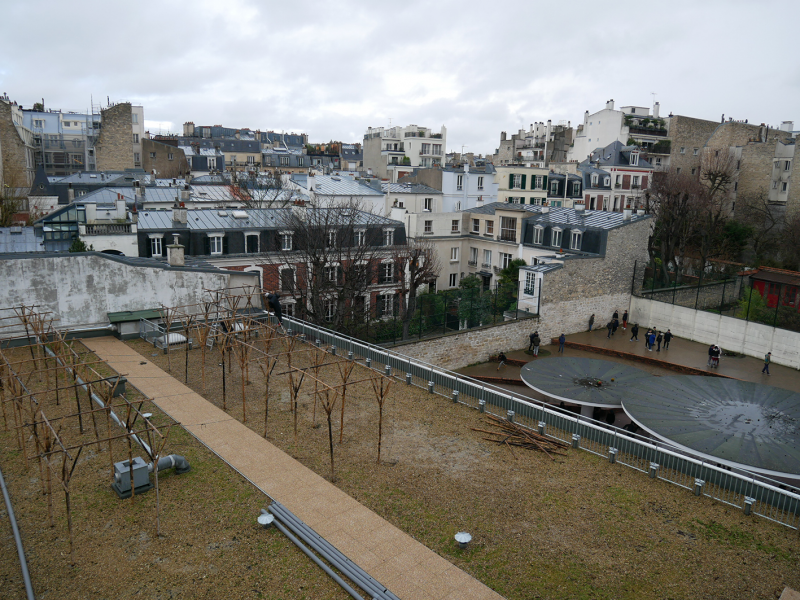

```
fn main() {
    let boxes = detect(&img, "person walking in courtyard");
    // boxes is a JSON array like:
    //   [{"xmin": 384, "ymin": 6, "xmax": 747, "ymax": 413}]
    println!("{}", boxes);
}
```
[
  {"xmin": 643, "ymin": 328, "xmax": 651, "ymax": 349},
  {"xmin": 630, "ymin": 323, "xmax": 639, "ymax": 342},
  {"xmin": 497, "ymin": 351, "xmax": 507, "ymax": 371},
  {"xmin": 558, "ymin": 333, "xmax": 566, "ymax": 353},
  {"xmin": 663, "ymin": 329, "xmax": 672, "ymax": 350},
  {"xmin": 611, "ymin": 317, "xmax": 619, "ymax": 336},
  {"xmin": 707, "ymin": 344, "xmax": 715, "ymax": 367},
  {"xmin": 606, "ymin": 321, "xmax": 613, "ymax": 338},
  {"xmin": 622, "ymin": 310, "xmax": 628, "ymax": 330},
  {"xmin": 656, "ymin": 330, "xmax": 663, "ymax": 352},
  {"xmin": 647, "ymin": 330, "xmax": 655, "ymax": 351},
  {"xmin": 528, "ymin": 331, "xmax": 536, "ymax": 352},
  {"xmin": 762, "ymin": 352, "xmax": 771, "ymax": 375},
  {"xmin": 612, "ymin": 309, "xmax": 619, "ymax": 323},
  {"xmin": 532, "ymin": 331, "xmax": 541, "ymax": 356},
  {"xmin": 588, "ymin": 313, "xmax": 595, "ymax": 332}
]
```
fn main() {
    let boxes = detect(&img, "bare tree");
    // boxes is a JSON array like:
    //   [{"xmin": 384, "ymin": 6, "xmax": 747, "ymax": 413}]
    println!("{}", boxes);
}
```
[
  {"xmin": 263, "ymin": 196, "xmax": 399, "ymax": 333},
  {"xmin": 735, "ymin": 191, "xmax": 784, "ymax": 263},
  {"xmin": 229, "ymin": 170, "xmax": 297, "ymax": 209},
  {"xmin": 392, "ymin": 237, "xmax": 441, "ymax": 340},
  {"xmin": 647, "ymin": 170, "xmax": 697, "ymax": 283}
]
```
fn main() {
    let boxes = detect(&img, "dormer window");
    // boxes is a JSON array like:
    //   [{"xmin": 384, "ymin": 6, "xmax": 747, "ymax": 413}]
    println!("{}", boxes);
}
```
[
  {"xmin": 591, "ymin": 174, "xmax": 598, "ymax": 186},
  {"xmin": 570, "ymin": 229, "xmax": 583, "ymax": 250},
  {"xmin": 630, "ymin": 151, "xmax": 639, "ymax": 166},
  {"xmin": 551, "ymin": 227, "xmax": 563, "ymax": 247},
  {"xmin": 533, "ymin": 225, "xmax": 544, "ymax": 245},
  {"xmin": 604, "ymin": 176, "xmax": 610, "ymax": 186},
  {"xmin": 550, "ymin": 181, "xmax": 558, "ymax": 194}
]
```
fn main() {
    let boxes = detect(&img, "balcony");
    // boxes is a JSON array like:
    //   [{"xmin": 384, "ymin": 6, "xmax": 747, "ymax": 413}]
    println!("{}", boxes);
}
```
[
  {"xmin": 493, "ymin": 266, "xmax": 501, "ymax": 275},
  {"xmin": 481, "ymin": 262, "xmax": 492, "ymax": 269},
  {"xmin": 84, "ymin": 223, "xmax": 133, "ymax": 235},
  {"xmin": 382, "ymin": 146, "xmax": 405, "ymax": 154},
  {"xmin": 468, "ymin": 260, "xmax": 478, "ymax": 267},
  {"xmin": 628, "ymin": 126, "xmax": 667, "ymax": 137},
  {"xmin": 499, "ymin": 232, "xmax": 517, "ymax": 243}
]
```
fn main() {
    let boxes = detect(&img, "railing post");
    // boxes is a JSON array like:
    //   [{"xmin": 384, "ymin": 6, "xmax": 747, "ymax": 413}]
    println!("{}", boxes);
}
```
[
  {"xmin": 608, "ymin": 447, "xmax": 617, "ymax": 463},
  {"xmin": 506, "ymin": 410, "xmax": 515, "ymax": 423},
  {"xmin": 649, "ymin": 462, "xmax": 659, "ymax": 479},
  {"xmin": 694, "ymin": 479, "xmax": 705, "ymax": 496},
  {"xmin": 743, "ymin": 497, "xmax": 755, "ymax": 516},
  {"xmin": 452, "ymin": 390, "xmax": 459, "ymax": 403},
  {"xmin": 479, "ymin": 400, "xmax": 486, "ymax": 413},
  {"xmin": 572, "ymin": 434, "xmax": 580, "ymax": 449}
]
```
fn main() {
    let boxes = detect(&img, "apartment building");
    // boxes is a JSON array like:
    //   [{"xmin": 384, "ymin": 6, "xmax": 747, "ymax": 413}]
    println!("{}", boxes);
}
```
[{"xmin": 363, "ymin": 124, "xmax": 447, "ymax": 182}]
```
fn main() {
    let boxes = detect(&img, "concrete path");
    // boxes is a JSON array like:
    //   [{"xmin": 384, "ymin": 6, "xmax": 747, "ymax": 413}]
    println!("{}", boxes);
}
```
[{"xmin": 83, "ymin": 337, "xmax": 502, "ymax": 600}]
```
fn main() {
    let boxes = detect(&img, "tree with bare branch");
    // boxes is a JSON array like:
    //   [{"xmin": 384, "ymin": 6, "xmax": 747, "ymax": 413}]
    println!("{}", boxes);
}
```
[
  {"xmin": 370, "ymin": 375, "xmax": 392, "ymax": 464},
  {"xmin": 392, "ymin": 237, "xmax": 441, "ymax": 340}
]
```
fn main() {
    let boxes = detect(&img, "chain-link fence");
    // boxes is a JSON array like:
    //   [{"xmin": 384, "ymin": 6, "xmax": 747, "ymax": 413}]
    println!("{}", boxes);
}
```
[{"xmin": 632, "ymin": 260, "xmax": 800, "ymax": 333}]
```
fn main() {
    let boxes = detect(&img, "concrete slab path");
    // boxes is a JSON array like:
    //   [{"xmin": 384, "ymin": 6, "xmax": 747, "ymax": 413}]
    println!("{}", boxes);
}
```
[{"xmin": 83, "ymin": 337, "xmax": 503, "ymax": 600}]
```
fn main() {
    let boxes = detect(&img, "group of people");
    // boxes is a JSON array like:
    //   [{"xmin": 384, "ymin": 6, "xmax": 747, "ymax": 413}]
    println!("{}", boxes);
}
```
[
  {"xmin": 627, "ymin": 323, "xmax": 672, "ymax": 352},
  {"xmin": 591, "ymin": 310, "xmax": 629, "ymax": 339},
  {"xmin": 707, "ymin": 344, "xmax": 722, "ymax": 368}
]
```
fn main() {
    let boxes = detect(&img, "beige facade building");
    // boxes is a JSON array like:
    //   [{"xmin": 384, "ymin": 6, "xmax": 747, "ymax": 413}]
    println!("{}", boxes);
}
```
[
  {"xmin": 363, "ymin": 124, "xmax": 446, "ymax": 182},
  {"xmin": 0, "ymin": 95, "xmax": 36, "ymax": 186},
  {"xmin": 494, "ymin": 165, "xmax": 548, "ymax": 206}
]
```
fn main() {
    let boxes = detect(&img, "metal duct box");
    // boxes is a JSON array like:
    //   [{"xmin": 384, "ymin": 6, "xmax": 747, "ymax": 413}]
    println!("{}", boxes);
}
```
[{"xmin": 111, "ymin": 457, "xmax": 152, "ymax": 499}]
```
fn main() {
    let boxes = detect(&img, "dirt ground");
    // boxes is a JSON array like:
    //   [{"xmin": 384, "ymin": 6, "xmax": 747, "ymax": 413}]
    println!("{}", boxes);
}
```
[{"xmin": 3, "ymin": 336, "xmax": 799, "ymax": 600}]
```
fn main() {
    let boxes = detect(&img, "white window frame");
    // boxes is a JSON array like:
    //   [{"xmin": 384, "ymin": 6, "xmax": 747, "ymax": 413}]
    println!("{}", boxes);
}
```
[
  {"xmin": 209, "ymin": 234, "xmax": 224, "ymax": 255},
  {"xmin": 485, "ymin": 220, "xmax": 494, "ymax": 235},
  {"xmin": 324, "ymin": 264, "xmax": 339, "ymax": 283},
  {"xmin": 500, "ymin": 252, "xmax": 512, "ymax": 269},
  {"xmin": 483, "ymin": 249, "xmax": 492, "ymax": 267},
  {"xmin": 551, "ymin": 227, "xmax": 563, "ymax": 247},
  {"xmin": 450, "ymin": 247, "xmax": 459, "ymax": 262},
  {"xmin": 327, "ymin": 230, "xmax": 336, "ymax": 248},
  {"xmin": 511, "ymin": 174, "xmax": 522, "ymax": 189},
  {"xmin": 383, "ymin": 228, "xmax": 394, "ymax": 246},
  {"xmin": 449, "ymin": 273, "xmax": 458, "ymax": 287},
  {"xmin": 424, "ymin": 197, "xmax": 432, "ymax": 211},
  {"xmin": 604, "ymin": 176, "xmax": 610, "ymax": 186},
  {"xmin": 472, "ymin": 218, "xmax": 480, "ymax": 233},
  {"xmin": 379, "ymin": 293, "xmax": 394, "ymax": 318},
  {"xmin": 324, "ymin": 298, "xmax": 336, "ymax": 322},
  {"xmin": 533, "ymin": 226, "xmax": 544, "ymax": 245},
  {"xmin": 477, "ymin": 176, "xmax": 484, "ymax": 190},
  {"xmin": 149, "ymin": 234, "xmax": 164, "ymax": 257},
  {"xmin": 451, "ymin": 219, "xmax": 460, "ymax": 233},
  {"xmin": 785, "ymin": 161, "xmax": 792, "ymax": 171},
  {"xmin": 630, "ymin": 152, "xmax": 639, "ymax": 166},
  {"xmin": 424, "ymin": 220, "xmax": 433, "ymax": 234},
  {"xmin": 632, "ymin": 175, "xmax": 640, "ymax": 187},
  {"xmin": 456, "ymin": 175, "xmax": 463, "ymax": 191},
  {"xmin": 591, "ymin": 174, "xmax": 598, "ymax": 186},
  {"xmin": 133, "ymin": 133, "xmax": 139, "ymax": 144},
  {"xmin": 354, "ymin": 229, "xmax": 365, "ymax": 246},
  {"xmin": 469, "ymin": 247, "xmax": 478, "ymax": 264},
  {"xmin": 524, "ymin": 271, "xmax": 536, "ymax": 296},
  {"xmin": 280, "ymin": 231, "xmax": 293, "ymax": 251},
  {"xmin": 379, "ymin": 261, "xmax": 395, "ymax": 284},
  {"xmin": 570, "ymin": 229, "xmax": 582, "ymax": 250},
  {"xmin": 550, "ymin": 181, "xmax": 558, "ymax": 194},
  {"xmin": 693, "ymin": 148, "xmax": 699, "ymax": 156},
  {"xmin": 535, "ymin": 175, "xmax": 543, "ymax": 189}
]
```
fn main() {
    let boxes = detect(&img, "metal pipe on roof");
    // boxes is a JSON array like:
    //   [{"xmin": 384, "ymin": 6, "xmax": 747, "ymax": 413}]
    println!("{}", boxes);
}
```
[{"xmin": 0, "ymin": 465, "xmax": 35, "ymax": 600}]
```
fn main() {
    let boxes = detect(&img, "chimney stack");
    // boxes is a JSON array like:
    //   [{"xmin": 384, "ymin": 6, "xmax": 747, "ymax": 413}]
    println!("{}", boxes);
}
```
[
  {"xmin": 167, "ymin": 235, "xmax": 185, "ymax": 267},
  {"xmin": 172, "ymin": 204, "xmax": 188, "ymax": 224},
  {"xmin": 623, "ymin": 208, "xmax": 632, "ymax": 221},
  {"xmin": 606, "ymin": 99, "xmax": 614, "ymax": 110},
  {"xmin": 653, "ymin": 102, "xmax": 660, "ymax": 119}
]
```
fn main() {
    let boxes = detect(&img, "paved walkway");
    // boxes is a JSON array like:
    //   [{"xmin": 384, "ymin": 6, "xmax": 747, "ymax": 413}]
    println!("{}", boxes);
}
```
[
  {"xmin": 83, "ymin": 337, "xmax": 502, "ymax": 600},
  {"xmin": 563, "ymin": 327, "xmax": 800, "ymax": 392}
]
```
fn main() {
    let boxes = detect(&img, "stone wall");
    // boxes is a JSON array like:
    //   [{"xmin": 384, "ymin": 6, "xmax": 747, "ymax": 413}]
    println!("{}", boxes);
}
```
[
  {"xmin": 0, "ymin": 253, "xmax": 258, "ymax": 333},
  {"xmin": 0, "ymin": 99, "xmax": 35, "ymax": 185},
  {"xmin": 630, "ymin": 296, "xmax": 800, "ymax": 369},
  {"xmin": 95, "ymin": 103, "xmax": 135, "ymax": 171},
  {"xmin": 142, "ymin": 139, "xmax": 189, "ymax": 179},
  {"xmin": 391, "ymin": 317, "xmax": 540, "ymax": 371},
  {"xmin": 667, "ymin": 115, "xmax": 719, "ymax": 175}
]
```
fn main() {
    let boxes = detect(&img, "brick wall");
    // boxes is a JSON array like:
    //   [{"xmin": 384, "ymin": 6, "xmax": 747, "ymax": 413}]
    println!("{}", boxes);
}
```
[
  {"xmin": 142, "ymin": 139, "xmax": 189, "ymax": 179},
  {"xmin": 95, "ymin": 103, "xmax": 135, "ymax": 171},
  {"xmin": 667, "ymin": 115, "xmax": 719, "ymax": 175}
]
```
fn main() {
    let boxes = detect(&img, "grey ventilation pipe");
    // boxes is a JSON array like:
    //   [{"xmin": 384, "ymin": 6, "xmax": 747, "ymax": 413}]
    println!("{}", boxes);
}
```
[
  {"xmin": 0, "ymin": 465, "xmax": 35, "ymax": 600},
  {"xmin": 42, "ymin": 345, "xmax": 190, "ymax": 475},
  {"xmin": 152, "ymin": 454, "xmax": 191, "ymax": 474}
]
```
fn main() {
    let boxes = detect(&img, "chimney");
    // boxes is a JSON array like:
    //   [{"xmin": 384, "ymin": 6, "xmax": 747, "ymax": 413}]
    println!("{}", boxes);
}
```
[
  {"xmin": 167, "ymin": 235, "xmax": 185, "ymax": 267},
  {"xmin": 606, "ymin": 99, "xmax": 615, "ymax": 110},
  {"xmin": 172, "ymin": 204, "xmax": 188, "ymax": 224},
  {"xmin": 780, "ymin": 121, "xmax": 794, "ymax": 132},
  {"xmin": 68, "ymin": 183, "xmax": 74, "ymax": 203},
  {"xmin": 575, "ymin": 202, "xmax": 585, "ymax": 212},
  {"xmin": 500, "ymin": 131, "xmax": 507, "ymax": 141},
  {"xmin": 292, "ymin": 198, "xmax": 307, "ymax": 221},
  {"xmin": 653, "ymin": 102, "xmax": 660, "ymax": 119},
  {"xmin": 179, "ymin": 184, "xmax": 190, "ymax": 203},
  {"xmin": 541, "ymin": 205, "xmax": 549, "ymax": 214},
  {"xmin": 623, "ymin": 208, "xmax": 632, "ymax": 221}
]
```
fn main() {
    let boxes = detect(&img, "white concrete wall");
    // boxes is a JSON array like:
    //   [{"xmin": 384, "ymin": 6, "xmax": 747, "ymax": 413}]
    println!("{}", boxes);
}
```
[
  {"xmin": 630, "ymin": 296, "xmax": 800, "ymax": 369},
  {"xmin": 0, "ymin": 254, "xmax": 257, "ymax": 334}
]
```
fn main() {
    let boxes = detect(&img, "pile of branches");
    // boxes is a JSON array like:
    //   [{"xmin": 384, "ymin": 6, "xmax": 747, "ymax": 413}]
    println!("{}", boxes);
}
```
[{"xmin": 472, "ymin": 414, "xmax": 569, "ymax": 460}]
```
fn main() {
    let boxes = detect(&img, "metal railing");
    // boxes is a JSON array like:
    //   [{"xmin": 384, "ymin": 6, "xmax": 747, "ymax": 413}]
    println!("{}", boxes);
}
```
[
  {"xmin": 85, "ymin": 223, "xmax": 132, "ymax": 235},
  {"xmin": 276, "ymin": 314, "xmax": 800, "ymax": 531}
]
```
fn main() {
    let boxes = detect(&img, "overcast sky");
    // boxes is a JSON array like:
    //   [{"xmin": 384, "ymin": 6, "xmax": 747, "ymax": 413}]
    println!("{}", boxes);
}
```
[{"xmin": 2, "ymin": 0, "xmax": 798, "ymax": 156}]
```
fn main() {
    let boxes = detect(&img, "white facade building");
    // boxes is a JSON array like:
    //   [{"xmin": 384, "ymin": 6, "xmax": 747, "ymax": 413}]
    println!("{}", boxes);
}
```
[{"xmin": 363, "ymin": 124, "xmax": 447, "ymax": 182}]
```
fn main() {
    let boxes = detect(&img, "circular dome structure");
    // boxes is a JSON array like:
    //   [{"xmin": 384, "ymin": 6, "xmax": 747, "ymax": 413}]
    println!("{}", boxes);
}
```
[
  {"xmin": 520, "ymin": 357, "xmax": 654, "ymax": 409},
  {"xmin": 622, "ymin": 376, "xmax": 800, "ymax": 478}
]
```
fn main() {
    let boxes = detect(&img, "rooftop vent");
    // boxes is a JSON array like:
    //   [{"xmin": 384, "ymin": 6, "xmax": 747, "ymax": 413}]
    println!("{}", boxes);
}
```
[
  {"xmin": 218, "ymin": 210, "xmax": 228, "ymax": 217},
  {"xmin": 232, "ymin": 210, "xmax": 248, "ymax": 219}
]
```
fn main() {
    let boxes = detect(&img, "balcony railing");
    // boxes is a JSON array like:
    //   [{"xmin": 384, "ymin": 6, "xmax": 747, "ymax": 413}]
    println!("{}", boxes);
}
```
[
  {"xmin": 493, "ymin": 266, "xmax": 501, "ymax": 274},
  {"xmin": 467, "ymin": 260, "xmax": 478, "ymax": 267},
  {"xmin": 628, "ymin": 126, "xmax": 667, "ymax": 137},
  {"xmin": 481, "ymin": 262, "xmax": 492, "ymax": 269},
  {"xmin": 84, "ymin": 223, "xmax": 133, "ymax": 235},
  {"xmin": 500, "ymin": 231, "xmax": 517, "ymax": 243}
]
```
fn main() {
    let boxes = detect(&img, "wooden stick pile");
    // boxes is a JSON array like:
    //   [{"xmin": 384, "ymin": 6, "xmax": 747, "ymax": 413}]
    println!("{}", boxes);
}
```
[{"xmin": 471, "ymin": 415, "xmax": 570, "ymax": 460}]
